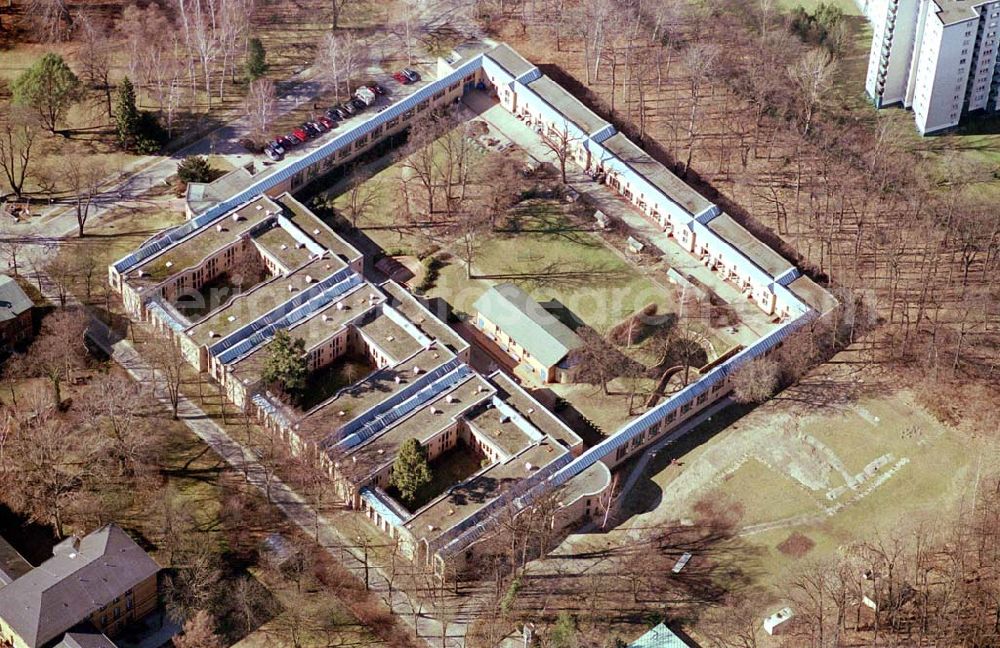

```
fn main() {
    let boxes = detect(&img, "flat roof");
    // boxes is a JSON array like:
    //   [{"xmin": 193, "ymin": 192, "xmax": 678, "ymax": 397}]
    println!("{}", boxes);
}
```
[
  {"xmin": 489, "ymin": 372, "xmax": 582, "ymax": 451},
  {"xmin": 229, "ymin": 283, "xmax": 375, "ymax": 382},
  {"xmin": 601, "ymin": 133, "xmax": 713, "ymax": 216},
  {"xmin": 133, "ymin": 195, "xmax": 281, "ymax": 286},
  {"xmin": 466, "ymin": 402, "xmax": 537, "ymax": 458},
  {"xmin": 705, "ymin": 213, "xmax": 793, "ymax": 279},
  {"xmin": 186, "ymin": 166, "xmax": 256, "ymax": 215},
  {"xmin": 345, "ymin": 374, "xmax": 494, "ymax": 482},
  {"xmin": 788, "ymin": 275, "xmax": 838, "ymax": 316},
  {"xmin": 557, "ymin": 460, "xmax": 612, "ymax": 508},
  {"xmin": 409, "ymin": 439, "xmax": 569, "ymax": 543},
  {"xmin": 253, "ymin": 225, "xmax": 314, "ymax": 270},
  {"xmin": 934, "ymin": 0, "xmax": 986, "ymax": 25},
  {"xmin": 525, "ymin": 75, "xmax": 610, "ymax": 135},
  {"xmin": 356, "ymin": 311, "xmax": 426, "ymax": 363},
  {"xmin": 485, "ymin": 43, "xmax": 536, "ymax": 78},
  {"xmin": 302, "ymin": 346, "xmax": 454, "ymax": 443},
  {"xmin": 276, "ymin": 194, "xmax": 362, "ymax": 266},
  {"xmin": 380, "ymin": 282, "xmax": 468, "ymax": 355},
  {"xmin": 185, "ymin": 257, "xmax": 344, "ymax": 346}
]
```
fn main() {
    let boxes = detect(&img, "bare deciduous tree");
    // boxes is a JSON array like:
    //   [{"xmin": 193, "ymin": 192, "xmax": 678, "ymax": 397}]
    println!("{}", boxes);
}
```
[
  {"xmin": 0, "ymin": 106, "xmax": 39, "ymax": 200},
  {"xmin": 244, "ymin": 77, "xmax": 277, "ymax": 142}
]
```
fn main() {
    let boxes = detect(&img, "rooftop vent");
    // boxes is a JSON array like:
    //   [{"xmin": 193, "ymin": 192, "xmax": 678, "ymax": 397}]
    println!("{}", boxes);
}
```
[
  {"xmin": 377, "ymin": 448, "xmax": 384, "ymax": 455},
  {"xmin": 527, "ymin": 408, "xmax": 534, "ymax": 414},
  {"xmin": 295, "ymin": 242, "xmax": 305, "ymax": 249},
  {"xmin": 336, "ymin": 301, "xmax": 345, "ymax": 310},
  {"xmin": 287, "ymin": 284, "xmax": 295, "ymax": 292},
  {"xmin": 227, "ymin": 315, "xmax": 236, "ymax": 323},
  {"xmin": 445, "ymin": 394, "xmax": 455, "ymax": 403},
  {"xmin": 232, "ymin": 213, "xmax": 242, "ymax": 222},
  {"xmin": 430, "ymin": 406, "xmax": 440, "ymax": 414},
  {"xmin": 525, "ymin": 462, "xmax": 534, "ymax": 472},
  {"xmin": 500, "ymin": 415, "xmax": 510, "ymax": 424},
  {"xmin": 208, "ymin": 330, "xmax": 218, "ymax": 338},
  {"xmin": 322, "ymin": 314, "xmax": 330, "ymax": 323},
  {"xmin": 313, "ymin": 229, "xmax": 320, "ymax": 235},
  {"xmin": 394, "ymin": 376, "xmax": 403, "ymax": 384},
  {"xmin": 216, "ymin": 224, "xmax": 224, "ymax": 232},
  {"xmin": 428, "ymin": 525, "xmax": 436, "ymax": 532},
  {"xmin": 281, "ymin": 244, "xmax": 288, "ymax": 250},
  {"xmin": 338, "ymin": 410, "xmax": 346, "ymax": 417},
  {"xmin": 305, "ymin": 274, "xmax": 314, "ymax": 283},
  {"xmin": 165, "ymin": 261, "xmax": 173, "ymax": 268},
  {"xmin": 386, "ymin": 335, "xmax": 394, "ymax": 342},
  {"xmin": 447, "ymin": 508, "xmax": 455, "ymax": 516},
  {"xmin": 413, "ymin": 366, "xmax": 422, "ymax": 375},
  {"xmin": 325, "ymin": 264, "xmax": 332, "ymax": 270}
]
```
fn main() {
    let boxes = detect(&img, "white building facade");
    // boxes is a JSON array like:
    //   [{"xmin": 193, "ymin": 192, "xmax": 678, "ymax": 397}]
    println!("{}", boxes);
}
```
[{"xmin": 866, "ymin": 0, "xmax": 1000, "ymax": 134}]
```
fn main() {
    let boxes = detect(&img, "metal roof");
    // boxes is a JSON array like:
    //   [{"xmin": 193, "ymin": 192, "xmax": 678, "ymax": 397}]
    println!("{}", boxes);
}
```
[
  {"xmin": 473, "ymin": 283, "xmax": 582, "ymax": 368},
  {"xmin": 0, "ymin": 275, "xmax": 32, "ymax": 323}
]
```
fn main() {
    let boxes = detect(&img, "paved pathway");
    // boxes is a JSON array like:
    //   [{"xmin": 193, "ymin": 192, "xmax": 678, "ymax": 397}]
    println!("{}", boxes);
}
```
[
  {"xmin": 86, "ymin": 319, "xmax": 466, "ymax": 648},
  {"xmin": 460, "ymin": 92, "xmax": 777, "ymax": 348}
]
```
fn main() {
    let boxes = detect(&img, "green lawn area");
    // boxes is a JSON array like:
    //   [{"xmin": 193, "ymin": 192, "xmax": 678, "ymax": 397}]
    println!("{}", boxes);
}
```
[
  {"xmin": 299, "ymin": 356, "xmax": 373, "ymax": 411},
  {"xmin": 391, "ymin": 440, "xmax": 486, "ymax": 512}
]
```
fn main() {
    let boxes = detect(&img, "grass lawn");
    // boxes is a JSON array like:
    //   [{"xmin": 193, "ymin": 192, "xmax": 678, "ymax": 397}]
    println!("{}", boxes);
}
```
[
  {"xmin": 233, "ymin": 567, "xmax": 387, "ymax": 648},
  {"xmin": 299, "ymin": 356, "xmax": 374, "ymax": 411}
]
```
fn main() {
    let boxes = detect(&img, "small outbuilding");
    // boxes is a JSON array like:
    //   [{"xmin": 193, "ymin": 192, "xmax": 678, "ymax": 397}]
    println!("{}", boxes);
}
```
[
  {"xmin": 763, "ymin": 606, "xmax": 794, "ymax": 636},
  {"xmin": 0, "ymin": 274, "xmax": 33, "ymax": 351}
]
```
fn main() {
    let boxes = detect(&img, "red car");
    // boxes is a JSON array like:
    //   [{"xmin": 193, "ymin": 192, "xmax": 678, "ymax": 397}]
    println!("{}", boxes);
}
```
[
  {"xmin": 292, "ymin": 127, "xmax": 309, "ymax": 143},
  {"xmin": 392, "ymin": 71, "xmax": 411, "ymax": 84}
]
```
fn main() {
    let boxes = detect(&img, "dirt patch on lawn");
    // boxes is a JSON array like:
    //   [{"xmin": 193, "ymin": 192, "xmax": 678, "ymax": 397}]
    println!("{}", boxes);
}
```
[{"xmin": 777, "ymin": 531, "xmax": 816, "ymax": 558}]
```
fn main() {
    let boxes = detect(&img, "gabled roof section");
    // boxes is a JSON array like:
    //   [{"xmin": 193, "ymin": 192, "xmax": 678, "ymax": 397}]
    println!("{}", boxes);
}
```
[
  {"xmin": 599, "ymin": 133, "xmax": 714, "ymax": 217},
  {"xmin": 56, "ymin": 630, "xmax": 118, "ymax": 648},
  {"xmin": 0, "ymin": 275, "xmax": 33, "ymax": 323},
  {"xmin": 704, "ymin": 213, "xmax": 794, "ymax": 279},
  {"xmin": 473, "ymin": 283, "xmax": 582, "ymax": 368},
  {"xmin": 524, "ymin": 75, "xmax": 611, "ymax": 136},
  {"xmin": 0, "ymin": 524, "xmax": 159, "ymax": 648},
  {"xmin": 484, "ymin": 43, "xmax": 537, "ymax": 78}
]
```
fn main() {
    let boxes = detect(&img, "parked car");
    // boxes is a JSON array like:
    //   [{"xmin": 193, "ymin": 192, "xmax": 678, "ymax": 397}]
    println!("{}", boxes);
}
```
[
  {"xmin": 341, "ymin": 101, "xmax": 357, "ymax": 115},
  {"xmin": 302, "ymin": 122, "xmax": 320, "ymax": 136},
  {"xmin": 368, "ymin": 83, "xmax": 386, "ymax": 96},
  {"xmin": 264, "ymin": 145, "xmax": 282, "ymax": 161},
  {"xmin": 332, "ymin": 105, "xmax": 350, "ymax": 119},
  {"xmin": 392, "ymin": 71, "xmax": 410, "ymax": 84},
  {"xmin": 280, "ymin": 135, "xmax": 297, "ymax": 149},
  {"xmin": 402, "ymin": 68, "xmax": 420, "ymax": 83},
  {"xmin": 309, "ymin": 120, "xmax": 327, "ymax": 133},
  {"xmin": 350, "ymin": 97, "xmax": 367, "ymax": 111},
  {"xmin": 354, "ymin": 86, "xmax": 377, "ymax": 106},
  {"xmin": 270, "ymin": 139, "xmax": 285, "ymax": 155},
  {"xmin": 325, "ymin": 108, "xmax": 341, "ymax": 121},
  {"xmin": 292, "ymin": 128, "xmax": 309, "ymax": 143},
  {"xmin": 318, "ymin": 116, "xmax": 336, "ymax": 130}
]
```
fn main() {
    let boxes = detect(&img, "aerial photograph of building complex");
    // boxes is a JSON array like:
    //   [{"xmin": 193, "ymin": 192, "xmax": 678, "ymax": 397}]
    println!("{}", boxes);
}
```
[{"xmin": 1, "ymin": 0, "xmax": 998, "ymax": 647}]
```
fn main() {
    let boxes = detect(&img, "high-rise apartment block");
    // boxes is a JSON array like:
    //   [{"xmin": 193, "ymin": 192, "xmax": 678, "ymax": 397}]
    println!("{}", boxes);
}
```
[{"xmin": 866, "ymin": 0, "xmax": 1000, "ymax": 133}]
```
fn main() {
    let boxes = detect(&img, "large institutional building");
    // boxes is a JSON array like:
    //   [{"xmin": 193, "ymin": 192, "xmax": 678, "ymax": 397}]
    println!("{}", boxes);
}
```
[
  {"xmin": 866, "ymin": 0, "xmax": 1000, "ymax": 133},
  {"xmin": 110, "ymin": 42, "xmax": 835, "ymax": 577}
]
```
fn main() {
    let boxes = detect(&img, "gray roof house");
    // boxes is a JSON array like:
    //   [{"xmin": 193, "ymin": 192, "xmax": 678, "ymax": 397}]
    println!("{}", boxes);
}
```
[
  {"xmin": 0, "ymin": 524, "xmax": 160, "ymax": 648},
  {"xmin": 0, "ymin": 275, "xmax": 32, "ymax": 324},
  {"xmin": 473, "ymin": 283, "xmax": 583, "ymax": 370},
  {"xmin": 0, "ymin": 536, "xmax": 31, "ymax": 588}
]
